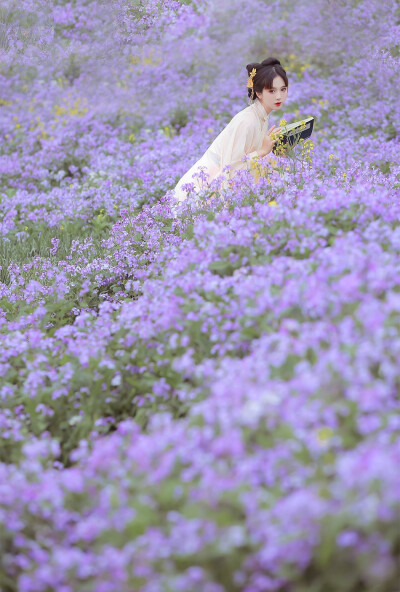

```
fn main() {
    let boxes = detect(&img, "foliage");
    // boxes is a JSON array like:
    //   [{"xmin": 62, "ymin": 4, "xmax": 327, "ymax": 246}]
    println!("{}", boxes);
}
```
[{"xmin": 0, "ymin": 0, "xmax": 399, "ymax": 590}]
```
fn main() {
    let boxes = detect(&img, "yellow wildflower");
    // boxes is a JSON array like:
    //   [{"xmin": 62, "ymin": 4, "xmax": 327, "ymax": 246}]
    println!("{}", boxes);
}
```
[
  {"xmin": 268, "ymin": 200, "xmax": 278, "ymax": 207},
  {"xmin": 316, "ymin": 426, "xmax": 334, "ymax": 444}
]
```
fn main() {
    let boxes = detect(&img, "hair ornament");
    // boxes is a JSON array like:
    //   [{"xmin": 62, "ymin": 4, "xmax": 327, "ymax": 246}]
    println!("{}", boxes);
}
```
[{"xmin": 247, "ymin": 67, "xmax": 257, "ymax": 101}]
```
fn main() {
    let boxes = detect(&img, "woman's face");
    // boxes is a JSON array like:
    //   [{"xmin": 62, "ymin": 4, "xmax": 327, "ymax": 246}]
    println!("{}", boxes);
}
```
[{"xmin": 256, "ymin": 75, "xmax": 288, "ymax": 114}]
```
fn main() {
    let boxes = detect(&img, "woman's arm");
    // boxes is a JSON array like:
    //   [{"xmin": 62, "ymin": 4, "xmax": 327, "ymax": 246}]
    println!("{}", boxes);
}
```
[
  {"xmin": 219, "ymin": 118, "xmax": 257, "ymax": 177},
  {"xmin": 219, "ymin": 118, "xmax": 283, "ymax": 181}
]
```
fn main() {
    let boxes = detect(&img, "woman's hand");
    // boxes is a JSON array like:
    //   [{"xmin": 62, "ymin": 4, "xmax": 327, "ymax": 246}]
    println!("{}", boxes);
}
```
[{"xmin": 258, "ymin": 125, "xmax": 282, "ymax": 157}]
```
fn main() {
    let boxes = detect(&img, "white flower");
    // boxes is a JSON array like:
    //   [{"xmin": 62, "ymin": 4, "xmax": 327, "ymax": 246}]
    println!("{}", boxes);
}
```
[{"xmin": 111, "ymin": 374, "xmax": 121, "ymax": 386}]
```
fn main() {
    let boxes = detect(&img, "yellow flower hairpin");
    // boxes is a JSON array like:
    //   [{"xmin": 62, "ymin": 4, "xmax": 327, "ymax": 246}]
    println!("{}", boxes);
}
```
[
  {"xmin": 246, "ymin": 68, "xmax": 257, "ymax": 89},
  {"xmin": 247, "ymin": 68, "xmax": 257, "ymax": 101}
]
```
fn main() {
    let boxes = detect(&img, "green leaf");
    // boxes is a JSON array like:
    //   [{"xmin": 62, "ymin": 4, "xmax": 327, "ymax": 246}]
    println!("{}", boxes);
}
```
[{"xmin": 209, "ymin": 260, "xmax": 235, "ymax": 277}]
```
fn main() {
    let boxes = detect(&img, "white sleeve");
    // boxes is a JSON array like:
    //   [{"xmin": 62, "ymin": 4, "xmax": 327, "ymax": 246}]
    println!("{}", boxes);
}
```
[{"xmin": 219, "ymin": 118, "xmax": 258, "ymax": 179}]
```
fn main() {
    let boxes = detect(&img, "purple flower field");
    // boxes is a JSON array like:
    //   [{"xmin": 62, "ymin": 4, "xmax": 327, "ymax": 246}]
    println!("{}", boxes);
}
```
[{"xmin": 0, "ymin": 0, "xmax": 399, "ymax": 590}]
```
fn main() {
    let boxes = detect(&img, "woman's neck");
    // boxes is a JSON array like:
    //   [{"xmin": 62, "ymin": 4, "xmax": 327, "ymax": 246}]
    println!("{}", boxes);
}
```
[{"xmin": 259, "ymin": 99, "xmax": 272, "ymax": 115}]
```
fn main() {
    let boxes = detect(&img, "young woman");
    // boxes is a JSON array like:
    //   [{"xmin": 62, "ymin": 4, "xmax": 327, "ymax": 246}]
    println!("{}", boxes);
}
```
[{"xmin": 173, "ymin": 57, "xmax": 289, "ymax": 204}]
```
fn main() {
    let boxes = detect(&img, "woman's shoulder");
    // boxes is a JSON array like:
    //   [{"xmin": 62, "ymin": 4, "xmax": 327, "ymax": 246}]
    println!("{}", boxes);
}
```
[
  {"xmin": 232, "ymin": 104, "xmax": 258, "ymax": 121},
  {"xmin": 227, "ymin": 104, "xmax": 259, "ymax": 128},
  {"xmin": 207, "ymin": 105, "xmax": 258, "ymax": 151}
]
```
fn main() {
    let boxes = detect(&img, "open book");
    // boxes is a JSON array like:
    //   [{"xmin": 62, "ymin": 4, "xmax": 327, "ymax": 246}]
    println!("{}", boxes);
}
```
[{"xmin": 272, "ymin": 116, "xmax": 314, "ymax": 154}]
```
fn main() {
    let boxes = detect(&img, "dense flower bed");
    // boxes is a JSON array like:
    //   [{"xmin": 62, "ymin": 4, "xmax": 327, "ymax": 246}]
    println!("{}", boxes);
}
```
[{"xmin": 0, "ymin": 0, "xmax": 399, "ymax": 590}]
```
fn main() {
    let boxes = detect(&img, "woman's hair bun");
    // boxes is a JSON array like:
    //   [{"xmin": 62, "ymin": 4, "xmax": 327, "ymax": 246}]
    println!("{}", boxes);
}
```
[
  {"xmin": 245, "ymin": 62, "xmax": 261, "ymax": 75},
  {"xmin": 260, "ymin": 57, "xmax": 281, "ymax": 68},
  {"xmin": 245, "ymin": 57, "xmax": 282, "ymax": 76}
]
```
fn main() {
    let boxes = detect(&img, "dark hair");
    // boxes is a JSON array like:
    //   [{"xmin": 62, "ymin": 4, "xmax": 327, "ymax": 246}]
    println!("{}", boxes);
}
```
[{"xmin": 245, "ymin": 57, "xmax": 289, "ymax": 101}]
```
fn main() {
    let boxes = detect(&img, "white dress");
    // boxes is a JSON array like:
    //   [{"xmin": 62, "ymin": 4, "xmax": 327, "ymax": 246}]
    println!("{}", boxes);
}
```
[{"xmin": 173, "ymin": 99, "xmax": 273, "ymax": 203}]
